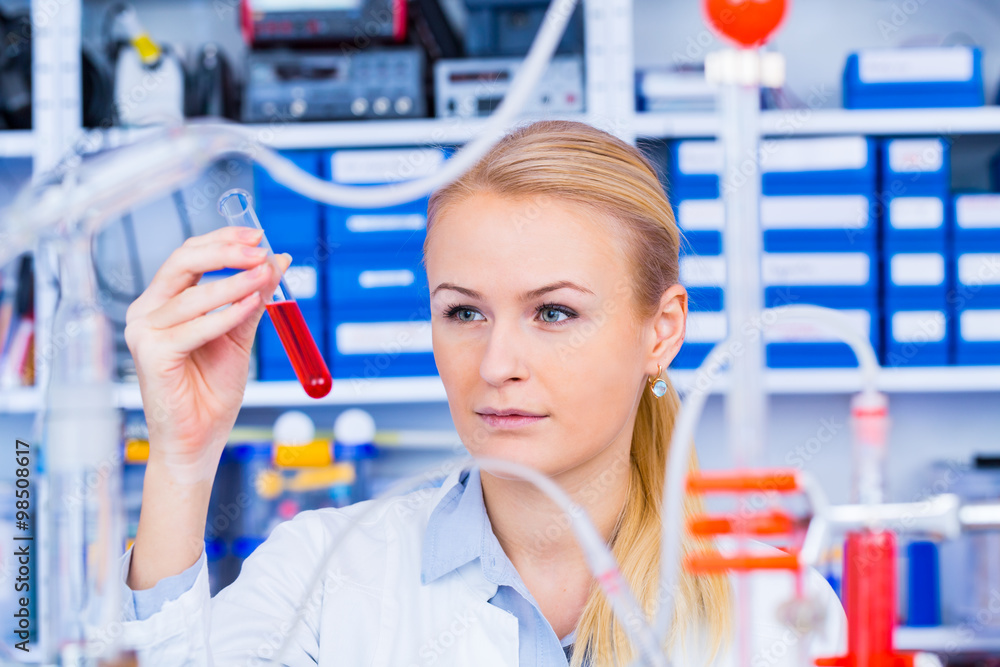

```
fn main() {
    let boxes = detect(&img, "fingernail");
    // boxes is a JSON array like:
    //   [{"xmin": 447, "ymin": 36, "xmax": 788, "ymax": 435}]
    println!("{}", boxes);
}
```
[
  {"xmin": 251, "ymin": 263, "xmax": 268, "ymax": 277},
  {"xmin": 281, "ymin": 252, "xmax": 292, "ymax": 262},
  {"xmin": 240, "ymin": 227, "xmax": 263, "ymax": 240}
]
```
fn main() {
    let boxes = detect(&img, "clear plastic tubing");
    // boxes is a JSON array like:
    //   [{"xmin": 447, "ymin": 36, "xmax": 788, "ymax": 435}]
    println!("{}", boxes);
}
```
[{"xmin": 218, "ymin": 188, "xmax": 332, "ymax": 399}]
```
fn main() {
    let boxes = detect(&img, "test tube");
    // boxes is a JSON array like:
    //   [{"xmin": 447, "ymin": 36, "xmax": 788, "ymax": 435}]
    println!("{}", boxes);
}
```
[{"xmin": 218, "ymin": 188, "xmax": 332, "ymax": 399}]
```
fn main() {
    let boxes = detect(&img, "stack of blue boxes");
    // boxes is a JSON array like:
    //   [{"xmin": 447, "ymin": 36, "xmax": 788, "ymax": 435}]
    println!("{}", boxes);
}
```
[
  {"xmin": 323, "ymin": 146, "xmax": 450, "ymax": 380},
  {"xmin": 952, "ymin": 194, "xmax": 1000, "ymax": 364},
  {"xmin": 843, "ymin": 46, "xmax": 984, "ymax": 109},
  {"xmin": 880, "ymin": 138, "xmax": 951, "ymax": 367},
  {"xmin": 666, "ymin": 140, "xmax": 726, "ymax": 369},
  {"xmin": 760, "ymin": 136, "xmax": 880, "ymax": 367},
  {"xmin": 253, "ymin": 151, "xmax": 326, "ymax": 381}
]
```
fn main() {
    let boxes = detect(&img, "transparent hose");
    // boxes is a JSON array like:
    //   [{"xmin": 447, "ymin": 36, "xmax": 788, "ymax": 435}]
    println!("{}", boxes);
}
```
[
  {"xmin": 274, "ymin": 456, "xmax": 669, "ymax": 667},
  {"xmin": 652, "ymin": 304, "xmax": 881, "ymax": 651},
  {"xmin": 0, "ymin": 0, "xmax": 580, "ymax": 267}
]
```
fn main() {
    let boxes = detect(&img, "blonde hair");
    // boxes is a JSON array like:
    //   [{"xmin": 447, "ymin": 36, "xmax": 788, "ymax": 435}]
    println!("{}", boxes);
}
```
[{"xmin": 423, "ymin": 120, "xmax": 731, "ymax": 665}]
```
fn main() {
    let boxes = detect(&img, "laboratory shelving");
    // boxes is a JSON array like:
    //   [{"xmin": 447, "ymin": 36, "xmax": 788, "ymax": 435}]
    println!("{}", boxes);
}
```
[
  {"xmin": 5, "ymin": 365, "xmax": 1000, "ymax": 414},
  {"xmin": 635, "ymin": 106, "xmax": 1000, "ymax": 139},
  {"xmin": 4, "ymin": 0, "xmax": 1000, "ymax": 417}
]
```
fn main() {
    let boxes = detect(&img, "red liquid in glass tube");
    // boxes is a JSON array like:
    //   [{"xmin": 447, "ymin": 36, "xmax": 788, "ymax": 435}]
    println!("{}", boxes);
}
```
[{"xmin": 265, "ymin": 300, "xmax": 332, "ymax": 399}]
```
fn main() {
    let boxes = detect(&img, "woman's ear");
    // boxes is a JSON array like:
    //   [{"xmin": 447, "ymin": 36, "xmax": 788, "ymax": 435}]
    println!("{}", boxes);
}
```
[{"xmin": 645, "ymin": 284, "xmax": 688, "ymax": 375}]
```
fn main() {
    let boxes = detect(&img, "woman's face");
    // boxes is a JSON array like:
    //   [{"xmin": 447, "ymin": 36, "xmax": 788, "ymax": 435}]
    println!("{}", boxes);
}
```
[{"xmin": 425, "ymin": 192, "xmax": 686, "ymax": 478}]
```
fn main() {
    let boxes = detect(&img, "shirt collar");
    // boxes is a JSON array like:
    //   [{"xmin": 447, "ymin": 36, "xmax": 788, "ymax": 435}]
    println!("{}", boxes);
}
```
[{"xmin": 421, "ymin": 464, "xmax": 524, "ymax": 592}]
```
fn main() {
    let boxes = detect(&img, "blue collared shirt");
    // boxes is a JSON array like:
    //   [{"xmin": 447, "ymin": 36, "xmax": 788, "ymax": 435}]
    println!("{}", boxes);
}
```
[
  {"xmin": 422, "ymin": 466, "xmax": 579, "ymax": 665},
  {"xmin": 127, "ymin": 465, "xmax": 579, "ymax": 664}
]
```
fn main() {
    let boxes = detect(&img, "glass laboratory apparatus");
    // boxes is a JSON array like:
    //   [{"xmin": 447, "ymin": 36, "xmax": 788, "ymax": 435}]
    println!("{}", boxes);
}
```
[{"xmin": 218, "ymin": 189, "xmax": 332, "ymax": 399}]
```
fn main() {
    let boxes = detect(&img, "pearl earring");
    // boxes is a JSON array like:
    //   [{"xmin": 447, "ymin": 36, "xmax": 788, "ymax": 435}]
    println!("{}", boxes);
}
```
[{"xmin": 648, "ymin": 363, "xmax": 668, "ymax": 398}]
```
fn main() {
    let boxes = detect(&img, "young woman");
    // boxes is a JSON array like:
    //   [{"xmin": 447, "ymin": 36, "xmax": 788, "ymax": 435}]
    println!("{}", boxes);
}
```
[{"xmin": 119, "ymin": 120, "xmax": 845, "ymax": 666}]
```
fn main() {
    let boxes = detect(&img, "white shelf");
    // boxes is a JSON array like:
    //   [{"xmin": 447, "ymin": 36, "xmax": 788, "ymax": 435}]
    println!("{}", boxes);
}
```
[
  {"xmin": 0, "ymin": 130, "xmax": 33, "ymax": 158},
  {"xmin": 895, "ymin": 625, "xmax": 1000, "ymax": 654},
  {"xmin": 0, "ymin": 387, "xmax": 42, "ymax": 413},
  {"xmin": 102, "ymin": 114, "xmax": 596, "ymax": 152},
  {"xmin": 113, "ymin": 376, "xmax": 449, "ymax": 410},
  {"xmin": 3, "ymin": 367, "xmax": 999, "ymax": 414},
  {"xmin": 635, "ymin": 107, "xmax": 1000, "ymax": 139}
]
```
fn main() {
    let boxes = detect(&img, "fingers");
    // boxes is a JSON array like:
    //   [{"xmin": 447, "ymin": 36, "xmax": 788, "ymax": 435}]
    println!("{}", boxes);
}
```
[
  {"xmin": 130, "ymin": 227, "xmax": 267, "ymax": 318},
  {"xmin": 144, "ymin": 261, "xmax": 277, "ymax": 331},
  {"xmin": 170, "ymin": 291, "xmax": 263, "ymax": 354},
  {"xmin": 171, "ymin": 253, "xmax": 288, "ymax": 354}
]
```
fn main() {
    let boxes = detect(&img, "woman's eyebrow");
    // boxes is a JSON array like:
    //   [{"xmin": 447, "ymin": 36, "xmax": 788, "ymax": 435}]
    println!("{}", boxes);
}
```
[{"xmin": 430, "ymin": 280, "xmax": 595, "ymax": 301}]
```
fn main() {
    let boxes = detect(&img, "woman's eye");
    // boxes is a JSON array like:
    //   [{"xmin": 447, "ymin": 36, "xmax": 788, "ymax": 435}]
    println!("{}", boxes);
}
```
[
  {"xmin": 538, "ymin": 305, "xmax": 576, "ymax": 324},
  {"xmin": 444, "ymin": 306, "xmax": 485, "ymax": 322}
]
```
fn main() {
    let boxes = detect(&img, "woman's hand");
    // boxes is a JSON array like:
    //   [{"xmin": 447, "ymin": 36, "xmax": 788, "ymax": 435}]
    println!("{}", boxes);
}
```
[{"xmin": 124, "ymin": 225, "xmax": 292, "ymax": 484}]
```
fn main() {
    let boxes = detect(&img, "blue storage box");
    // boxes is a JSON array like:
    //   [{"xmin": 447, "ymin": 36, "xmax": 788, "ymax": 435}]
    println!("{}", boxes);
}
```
[
  {"xmin": 328, "ymin": 250, "xmax": 428, "ymax": 309},
  {"xmin": 763, "ymin": 250, "xmax": 877, "ymax": 306},
  {"xmin": 668, "ymin": 140, "xmax": 721, "ymax": 198},
  {"xmin": 953, "ymin": 194, "xmax": 1000, "ymax": 252},
  {"xmin": 955, "ymin": 251, "xmax": 1000, "ymax": 304},
  {"xmin": 884, "ymin": 195, "xmax": 948, "ymax": 253},
  {"xmin": 765, "ymin": 300, "xmax": 878, "ymax": 368},
  {"xmin": 671, "ymin": 310, "xmax": 726, "ymax": 370},
  {"xmin": 679, "ymin": 252, "xmax": 725, "ymax": 311},
  {"xmin": 884, "ymin": 300, "xmax": 949, "ymax": 367},
  {"xmin": 257, "ymin": 302, "xmax": 327, "ymax": 381},
  {"xmin": 321, "ymin": 147, "xmax": 450, "ymax": 253},
  {"xmin": 844, "ymin": 47, "xmax": 984, "ymax": 109},
  {"xmin": 674, "ymin": 198, "xmax": 723, "ymax": 256},
  {"xmin": 885, "ymin": 251, "xmax": 947, "ymax": 303},
  {"xmin": 329, "ymin": 308, "xmax": 437, "ymax": 379},
  {"xmin": 253, "ymin": 151, "xmax": 323, "ymax": 250},
  {"xmin": 955, "ymin": 307, "xmax": 1000, "ymax": 365},
  {"xmin": 880, "ymin": 138, "xmax": 950, "ymax": 195},
  {"xmin": 762, "ymin": 251, "xmax": 878, "ymax": 367},
  {"xmin": 762, "ymin": 137, "xmax": 875, "ymax": 195},
  {"xmin": 761, "ymin": 194, "xmax": 875, "ymax": 252}
]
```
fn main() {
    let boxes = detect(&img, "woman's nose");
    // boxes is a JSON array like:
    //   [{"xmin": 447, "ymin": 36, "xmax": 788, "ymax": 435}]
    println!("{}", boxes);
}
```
[{"xmin": 478, "ymin": 321, "xmax": 530, "ymax": 387}]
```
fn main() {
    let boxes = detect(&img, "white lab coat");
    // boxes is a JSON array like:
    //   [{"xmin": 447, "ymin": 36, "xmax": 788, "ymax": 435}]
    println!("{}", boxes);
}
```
[{"xmin": 117, "ymin": 468, "xmax": 847, "ymax": 666}]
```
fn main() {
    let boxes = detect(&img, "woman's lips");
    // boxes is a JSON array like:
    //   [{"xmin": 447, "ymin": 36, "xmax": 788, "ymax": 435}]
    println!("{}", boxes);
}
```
[{"xmin": 477, "ymin": 413, "xmax": 548, "ymax": 429}]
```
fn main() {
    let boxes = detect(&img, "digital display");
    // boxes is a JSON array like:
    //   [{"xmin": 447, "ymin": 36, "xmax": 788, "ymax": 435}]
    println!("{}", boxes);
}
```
[
  {"xmin": 449, "ymin": 71, "xmax": 511, "ymax": 84},
  {"xmin": 251, "ymin": 0, "xmax": 363, "ymax": 11}
]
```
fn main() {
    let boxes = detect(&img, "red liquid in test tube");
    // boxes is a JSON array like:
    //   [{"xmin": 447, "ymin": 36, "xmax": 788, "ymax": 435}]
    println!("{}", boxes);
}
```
[{"xmin": 265, "ymin": 300, "xmax": 332, "ymax": 399}]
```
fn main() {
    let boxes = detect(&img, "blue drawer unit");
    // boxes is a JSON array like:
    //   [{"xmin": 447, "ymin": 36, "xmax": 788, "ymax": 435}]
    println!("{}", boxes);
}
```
[
  {"xmin": 763, "ymin": 250, "xmax": 877, "ymax": 306},
  {"xmin": 257, "ymin": 302, "xmax": 326, "ymax": 381},
  {"xmin": 321, "ymin": 147, "xmax": 450, "ymax": 253},
  {"xmin": 844, "ymin": 47, "xmax": 984, "ymax": 109},
  {"xmin": 668, "ymin": 140, "xmax": 721, "ymax": 198},
  {"xmin": 955, "ymin": 251, "xmax": 1000, "ymax": 304},
  {"xmin": 765, "ymin": 299, "xmax": 878, "ymax": 368},
  {"xmin": 671, "ymin": 310, "xmax": 726, "ymax": 370},
  {"xmin": 762, "ymin": 251, "xmax": 878, "ymax": 367},
  {"xmin": 328, "ymin": 251, "xmax": 428, "ymax": 309},
  {"xmin": 761, "ymin": 194, "xmax": 875, "ymax": 252},
  {"xmin": 762, "ymin": 136, "xmax": 875, "ymax": 195},
  {"xmin": 253, "ymin": 150, "xmax": 323, "ymax": 250},
  {"xmin": 885, "ymin": 251, "xmax": 947, "ymax": 304},
  {"xmin": 884, "ymin": 195, "xmax": 948, "ymax": 253},
  {"xmin": 955, "ymin": 307, "xmax": 1000, "ymax": 365},
  {"xmin": 674, "ymin": 197, "xmax": 723, "ymax": 256},
  {"xmin": 880, "ymin": 138, "xmax": 950, "ymax": 195},
  {"xmin": 329, "ymin": 309, "xmax": 437, "ymax": 379},
  {"xmin": 885, "ymin": 302, "xmax": 949, "ymax": 367},
  {"xmin": 953, "ymin": 194, "xmax": 1000, "ymax": 252},
  {"xmin": 679, "ymin": 252, "xmax": 724, "ymax": 312}
]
